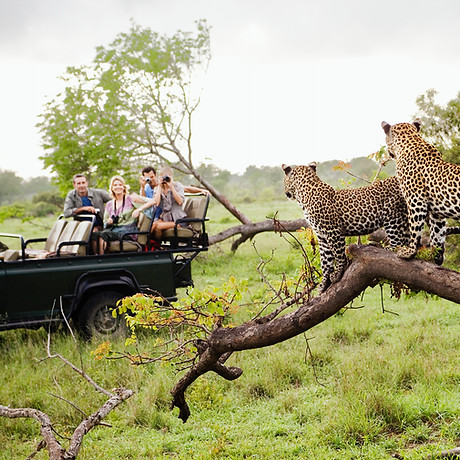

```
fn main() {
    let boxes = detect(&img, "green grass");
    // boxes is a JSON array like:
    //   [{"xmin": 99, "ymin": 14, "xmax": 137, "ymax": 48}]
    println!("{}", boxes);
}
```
[{"xmin": 0, "ymin": 201, "xmax": 459, "ymax": 459}]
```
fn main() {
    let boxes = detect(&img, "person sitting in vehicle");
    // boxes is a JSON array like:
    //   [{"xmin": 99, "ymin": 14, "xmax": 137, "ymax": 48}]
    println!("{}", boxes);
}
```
[
  {"xmin": 140, "ymin": 165, "xmax": 210, "ymax": 200},
  {"xmin": 63, "ymin": 174, "xmax": 111, "ymax": 230},
  {"xmin": 139, "ymin": 166, "xmax": 157, "ymax": 199},
  {"xmin": 138, "ymin": 165, "xmax": 210, "ymax": 223},
  {"xmin": 92, "ymin": 175, "xmax": 146, "ymax": 255},
  {"xmin": 133, "ymin": 167, "xmax": 188, "ymax": 247}
]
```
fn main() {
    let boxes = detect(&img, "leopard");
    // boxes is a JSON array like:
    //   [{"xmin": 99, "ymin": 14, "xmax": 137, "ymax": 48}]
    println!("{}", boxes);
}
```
[
  {"xmin": 381, "ymin": 120, "xmax": 460, "ymax": 261},
  {"xmin": 283, "ymin": 163, "xmax": 411, "ymax": 292}
]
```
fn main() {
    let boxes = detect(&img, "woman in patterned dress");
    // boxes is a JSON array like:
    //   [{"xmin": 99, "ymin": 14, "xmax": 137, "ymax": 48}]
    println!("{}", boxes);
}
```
[{"xmin": 92, "ymin": 175, "xmax": 146, "ymax": 254}]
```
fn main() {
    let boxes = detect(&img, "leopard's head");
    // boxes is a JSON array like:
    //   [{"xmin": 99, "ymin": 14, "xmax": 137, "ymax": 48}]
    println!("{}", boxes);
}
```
[
  {"xmin": 282, "ymin": 163, "xmax": 318, "ymax": 201},
  {"xmin": 381, "ymin": 120, "xmax": 421, "ymax": 159}
]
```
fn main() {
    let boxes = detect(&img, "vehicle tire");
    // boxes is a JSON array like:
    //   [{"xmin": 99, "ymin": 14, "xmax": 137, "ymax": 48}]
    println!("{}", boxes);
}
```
[{"xmin": 76, "ymin": 291, "xmax": 128, "ymax": 339}]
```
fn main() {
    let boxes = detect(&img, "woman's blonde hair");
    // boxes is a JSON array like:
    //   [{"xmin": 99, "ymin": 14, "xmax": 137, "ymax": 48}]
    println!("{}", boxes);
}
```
[{"xmin": 109, "ymin": 175, "xmax": 129, "ymax": 198}]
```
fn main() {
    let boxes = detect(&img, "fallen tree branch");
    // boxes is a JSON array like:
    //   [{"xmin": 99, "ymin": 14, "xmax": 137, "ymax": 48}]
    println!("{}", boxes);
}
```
[
  {"xmin": 0, "ymin": 335, "xmax": 134, "ymax": 459},
  {"xmin": 0, "ymin": 389, "xmax": 133, "ymax": 460},
  {"xmin": 430, "ymin": 446, "xmax": 460, "ymax": 458},
  {"xmin": 170, "ymin": 244, "xmax": 460, "ymax": 421},
  {"xmin": 209, "ymin": 218, "xmax": 307, "ymax": 250}
]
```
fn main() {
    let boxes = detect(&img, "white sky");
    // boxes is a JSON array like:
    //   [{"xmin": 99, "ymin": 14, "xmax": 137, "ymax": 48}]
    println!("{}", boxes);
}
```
[{"xmin": 1, "ymin": 0, "xmax": 460, "ymax": 178}]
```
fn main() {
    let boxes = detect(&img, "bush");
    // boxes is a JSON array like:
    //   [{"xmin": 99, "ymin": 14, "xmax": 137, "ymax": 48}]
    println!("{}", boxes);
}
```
[
  {"xmin": 29, "ymin": 201, "xmax": 60, "ymax": 217},
  {"xmin": 32, "ymin": 191, "xmax": 64, "ymax": 209}
]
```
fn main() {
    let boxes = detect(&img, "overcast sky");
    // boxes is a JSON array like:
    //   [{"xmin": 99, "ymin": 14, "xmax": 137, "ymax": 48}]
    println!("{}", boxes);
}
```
[{"xmin": 1, "ymin": 0, "xmax": 460, "ymax": 178}]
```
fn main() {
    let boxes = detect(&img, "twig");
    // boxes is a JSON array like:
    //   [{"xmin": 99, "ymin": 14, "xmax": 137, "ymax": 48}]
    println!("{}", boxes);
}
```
[
  {"xmin": 345, "ymin": 170, "xmax": 372, "ymax": 184},
  {"xmin": 25, "ymin": 440, "xmax": 46, "ymax": 460},
  {"xmin": 304, "ymin": 335, "xmax": 327, "ymax": 388},
  {"xmin": 48, "ymin": 392, "xmax": 88, "ymax": 419}
]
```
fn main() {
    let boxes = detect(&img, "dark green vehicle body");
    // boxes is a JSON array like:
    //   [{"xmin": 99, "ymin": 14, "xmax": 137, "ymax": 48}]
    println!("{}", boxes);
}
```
[
  {"xmin": 0, "ymin": 248, "xmax": 195, "ymax": 335},
  {"xmin": 0, "ymin": 195, "xmax": 209, "ymax": 336}
]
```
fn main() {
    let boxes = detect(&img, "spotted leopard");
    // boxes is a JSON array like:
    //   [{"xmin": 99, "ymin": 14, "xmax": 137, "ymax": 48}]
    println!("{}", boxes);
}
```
[
  {"xmin": 283, "ymin": 163, "xmax": 411, "ymax": 292},
  {"xmin": 381, "ymin": 120, "xmax": 460, "ymax": 260}
]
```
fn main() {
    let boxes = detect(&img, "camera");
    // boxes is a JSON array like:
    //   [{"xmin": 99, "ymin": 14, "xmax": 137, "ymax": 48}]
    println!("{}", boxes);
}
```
[
  {"xmin": 111, "ymin": 215, "xmax": 119, "ymax": 225},
  {"xmin": 145, "ymin": 177, "xmax": 151, "ymax": 183},
  {"xmin": 162, "ymin": 175, "xmax": 171, "ymax": 183}
]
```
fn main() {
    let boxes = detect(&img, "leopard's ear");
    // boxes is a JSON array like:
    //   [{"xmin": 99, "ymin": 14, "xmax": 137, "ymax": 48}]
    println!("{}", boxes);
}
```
[
  {"xmin": 381, "ymin": 121, "xmax": 391, "ymax": 135},
  {"xmin": 412, "ymin": 119, "xmax": 421, "ymax": 132},
  {"xmin": 282, "ymin": 164, "xmax": 292, "ymax": 175},
  {"xmin": 308, "ymin": 162, "xmax": 317, "ymax": 173}
]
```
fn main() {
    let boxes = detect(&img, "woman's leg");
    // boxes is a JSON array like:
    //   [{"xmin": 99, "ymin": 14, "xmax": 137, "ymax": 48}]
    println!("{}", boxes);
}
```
[
  {"xmin": 90, "ymin": 238, "xmax": 98, "ymax": 255},
  {"xmin": 151, "ymin": 220, "xmax": 175, "ymax": 241},
  {"xmin": 98, "ymin": 237, "xmax": 107, "ymax": 255}
]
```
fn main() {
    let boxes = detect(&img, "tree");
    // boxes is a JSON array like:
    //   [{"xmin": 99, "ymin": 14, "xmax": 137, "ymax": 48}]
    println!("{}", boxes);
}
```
[
  {"xmin": 415, "ymin": 88, "xmax": 460, "ymax": 164},
  {"xmin": 0, "ymin": 170, "xmax": 23, "ymax": 204},
  {"xmin": 38, "ymin": 21, "xmax": 245, "ymax": 222},
  {"xmin": 38, "ymin": 21, "xmax": 211, "ymax": 190},
  {"xmin": 38, "ymin": 21, "xmax": 311, "ymax": 248}
]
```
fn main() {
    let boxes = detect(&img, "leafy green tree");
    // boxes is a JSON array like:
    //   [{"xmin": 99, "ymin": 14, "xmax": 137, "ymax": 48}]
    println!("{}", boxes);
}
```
[
  {"xmin": 38, "ymin": 20, "xmax": 258, "ymax": 231},
  {"xmin": 38, "ymin": 20, "xmax": 211, "ymax": 193},
  {"xmin": 415, "ymin": 88, "xmax": 460, "ymax": 164}
]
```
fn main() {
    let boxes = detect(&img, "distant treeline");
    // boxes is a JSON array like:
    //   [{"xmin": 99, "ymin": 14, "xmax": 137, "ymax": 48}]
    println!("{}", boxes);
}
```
[
  {"xmin": 0, "ymin": 156, "xmax": 394, "ymax": 207},
  {"xmin": 0, "ymin": 170, "xmax": 56, "ymax": 205},
  {"xmin": 185, "ymin": 157, "xmax": 395, "ymax": 203}
]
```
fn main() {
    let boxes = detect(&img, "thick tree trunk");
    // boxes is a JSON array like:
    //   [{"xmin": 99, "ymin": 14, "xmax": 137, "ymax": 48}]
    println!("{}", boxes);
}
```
[{"xmin": 170, "ymin": 244, "xmax": 460, "ymax": 422}]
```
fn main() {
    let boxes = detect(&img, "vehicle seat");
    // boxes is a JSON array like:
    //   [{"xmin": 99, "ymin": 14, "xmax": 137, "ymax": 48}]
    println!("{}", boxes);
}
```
[
  {"xmin": 108, "ymin": 212, "xmax": 151, "ymax": 253},
  {"xmin": 24, "ymin": 219, "xmax": 68, "ymax": 258},
  {"xmin": 33, "ymin": 220, "xmax": 80, "ymax": 258},
  {"xmin": 0, "ymin": 249, "xmax": 19, "ymax": 262},
  {"xmin": 61, "ymin": 220, "xmax": 93, "ymax": 255},
  {"xmin": 161, "ymin": 194, "xmax": 210, "ymax": 248}
]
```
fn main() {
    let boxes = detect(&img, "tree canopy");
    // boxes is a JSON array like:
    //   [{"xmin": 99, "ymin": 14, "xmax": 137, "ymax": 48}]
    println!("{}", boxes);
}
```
[
  {"xmin": 38, "ymin": 20, "xmax": 211, "ymax": 192},
  {"xmin": 415, "ymin": 88, "xmax": 460, "ymax": 164}
]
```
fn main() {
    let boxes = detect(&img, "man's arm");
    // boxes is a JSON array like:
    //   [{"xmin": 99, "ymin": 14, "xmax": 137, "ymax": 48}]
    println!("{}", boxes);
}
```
[
  {"xmin": 184, "ymin": 186, "xmax": 210, "ymax": 195},
  {"xmin": 63, "ymin": 191, "xmax": 77, "ymax": 218},
  {"xmin": 101, "ymin": 190, "xmax": 112, "ymax": 202}
]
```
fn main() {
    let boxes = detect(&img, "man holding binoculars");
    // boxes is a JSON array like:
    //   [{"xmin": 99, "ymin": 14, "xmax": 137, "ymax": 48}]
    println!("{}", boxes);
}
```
[{"xmin": 134, "ymin": 166, "xmax": 190, "ymax": 245}]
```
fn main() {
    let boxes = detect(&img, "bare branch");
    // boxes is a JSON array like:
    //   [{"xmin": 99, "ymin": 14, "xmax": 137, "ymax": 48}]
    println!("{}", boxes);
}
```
[
  {"xmin": 65, "ymin": 388, "xmax": 133, "ymax": 459},
  {"xmin": 1, "ymin": 320, "xmax": 134, "ymax": 459},
  {"xmin": 209, "ymin": 218, "xmax": 307, "ymax": 249},
  {"xmin": 429, "ymin": 446, "xmax": 460, "ymax": 458}
]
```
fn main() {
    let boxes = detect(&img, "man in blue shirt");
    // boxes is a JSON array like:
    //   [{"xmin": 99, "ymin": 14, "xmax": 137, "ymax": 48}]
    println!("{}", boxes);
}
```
[
  {"xmin": 139, "ymin": 166, "xmax": 159, "ymax": 219},
  {"xmin": 139, "ymin": 166, "xmax": 158, "ymax": 199},
  {"xmin": 63, "ymin": 174, "xmax": 111, "ymax": 229}
]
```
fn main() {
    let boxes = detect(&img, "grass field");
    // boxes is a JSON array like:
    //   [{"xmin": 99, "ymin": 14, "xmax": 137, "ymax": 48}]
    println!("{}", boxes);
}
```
[{"xmin": 0, "ymin": 200, "xmax": 459, "ymax": 459}]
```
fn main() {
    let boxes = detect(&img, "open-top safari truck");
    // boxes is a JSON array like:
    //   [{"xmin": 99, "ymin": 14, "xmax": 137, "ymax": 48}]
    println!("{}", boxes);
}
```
[{"xmin": 0, "ymin": 194, "xmax": 210, "ymax": 338}]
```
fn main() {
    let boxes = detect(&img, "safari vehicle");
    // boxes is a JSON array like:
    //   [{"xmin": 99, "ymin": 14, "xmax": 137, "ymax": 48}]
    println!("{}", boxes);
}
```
[{"xmin": 0, "ymin": 194, "xmax": 210, "ymax": 338}]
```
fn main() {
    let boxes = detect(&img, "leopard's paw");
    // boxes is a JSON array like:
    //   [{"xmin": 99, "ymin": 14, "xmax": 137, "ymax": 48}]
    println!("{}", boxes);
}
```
[{"xmin": 396, "ymin": 246, "xmax": 416, "ymax": 259}]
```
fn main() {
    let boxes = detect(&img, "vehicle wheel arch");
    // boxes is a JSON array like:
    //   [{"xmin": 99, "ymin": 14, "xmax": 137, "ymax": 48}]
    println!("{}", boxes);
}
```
[
  {"xmin": 71, "ymin": 270, "xmax": 140, "ymax": 339},
  {"xmin": 71, "ymin": 269, "xmax": 140, "ymax": 315}
]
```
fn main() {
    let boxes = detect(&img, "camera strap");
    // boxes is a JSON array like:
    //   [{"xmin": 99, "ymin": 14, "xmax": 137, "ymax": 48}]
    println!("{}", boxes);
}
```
[{"xmin": 113, "ymin": 196, "xmax": 126, "ymax": 216}]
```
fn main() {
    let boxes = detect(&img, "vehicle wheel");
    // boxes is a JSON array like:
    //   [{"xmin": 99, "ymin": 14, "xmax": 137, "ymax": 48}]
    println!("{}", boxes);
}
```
[{"xmin": 76, "ymin": 291, "xmax": 128, "ymax": 339}]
